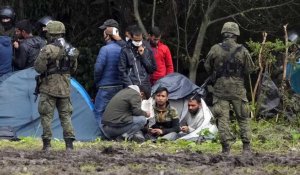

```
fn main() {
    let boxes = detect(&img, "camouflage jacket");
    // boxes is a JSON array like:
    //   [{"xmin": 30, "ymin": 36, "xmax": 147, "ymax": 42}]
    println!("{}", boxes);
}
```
[
  {"xmin": 204, "ymin": 38, "xmax": 256, "ymax": 101},
  {"xmin": 34, "ymin": 41, "xmax": 79, "ymax": 97},
  {"xmin": 152, "ymin": 102, "xmax": 180, "ymax": 135}
]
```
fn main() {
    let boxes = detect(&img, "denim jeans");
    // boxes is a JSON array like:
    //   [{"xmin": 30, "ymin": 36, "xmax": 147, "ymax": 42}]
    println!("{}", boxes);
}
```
[
  {"xmin": 93, "ymin": 86, "xmax": 122, "ymax": 126},
  {"xmin": 102, "ymin": 116, "xmax": 147, "ymax": 139}
]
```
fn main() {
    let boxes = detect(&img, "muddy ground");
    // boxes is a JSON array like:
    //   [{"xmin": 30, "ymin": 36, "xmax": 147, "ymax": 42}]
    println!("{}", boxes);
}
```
[{"xmin": 0, "ymin": 146, "xmax": 299, "ymax": 175}]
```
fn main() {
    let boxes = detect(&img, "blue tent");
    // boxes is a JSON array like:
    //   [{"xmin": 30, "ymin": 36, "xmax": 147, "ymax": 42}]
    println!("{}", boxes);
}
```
[
  {"xmin": 286, "ymin": 61, "xmax": 300, "ymax": 94},
  {"xmin": 0, "ymin": 68, "xmax": 100, "ymax": 141}
]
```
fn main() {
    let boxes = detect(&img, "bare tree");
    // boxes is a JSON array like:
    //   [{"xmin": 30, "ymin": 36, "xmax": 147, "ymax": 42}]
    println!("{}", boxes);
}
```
[
  {"xmin": 184, "ymin": 0, "xmax": 296, "ymax": 82},
  {"xmin": 133, "ymin": 0, "xmax": 148, "ymax": 36}
]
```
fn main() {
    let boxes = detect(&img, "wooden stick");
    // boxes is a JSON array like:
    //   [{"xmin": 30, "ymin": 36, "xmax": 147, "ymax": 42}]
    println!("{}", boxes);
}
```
[
  {"xmin": 253, "ymin": 32, "xmax": 268, "ymax": 100},
  {"xmin": 282, "ymin": 24, "xmax": 289, "ymax": 87}
]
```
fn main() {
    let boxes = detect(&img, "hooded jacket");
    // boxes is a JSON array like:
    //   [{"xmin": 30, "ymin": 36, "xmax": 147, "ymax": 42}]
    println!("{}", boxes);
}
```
[
  {"xmin": 118, "ymin": 42, "xmax": 157, "ymax": 91},
  {"xmin": 14, "ymin": 36, "xmax": 46, "ymax": 70},
  {"xmin": 150, "ymin": 41, "xmax": 174, "ymax": 84}
]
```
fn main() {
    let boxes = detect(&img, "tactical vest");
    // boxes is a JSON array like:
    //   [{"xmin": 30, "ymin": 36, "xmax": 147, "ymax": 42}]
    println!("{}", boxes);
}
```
[
  {"xmin": 46, "ymin": 40, "xmax": 71, "ymax": 75},
  {"xmin": 215, "ymin": 43, "xmax": 244, "ymax": 78}
]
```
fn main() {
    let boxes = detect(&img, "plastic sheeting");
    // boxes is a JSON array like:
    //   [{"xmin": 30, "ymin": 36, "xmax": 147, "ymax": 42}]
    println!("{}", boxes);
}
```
[
  {"xmin": 257, "ymin": 72, "xmax": 280, "ymax": 116},
  {"xmin": 151, "ymin": 73, "xmax": 203, "ymax": 100},
  {"xmin": 0, "ymin": 68, "xmax": 100, "ymax": 141},
  {"xmin": 286, "ymin": 61, "xmax": 300, "ymax": 94}
]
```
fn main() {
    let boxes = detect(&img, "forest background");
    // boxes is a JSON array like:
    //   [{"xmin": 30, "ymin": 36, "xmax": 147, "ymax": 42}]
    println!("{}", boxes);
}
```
[{"xmin": 1, "ymin": 0, "xmax": 300, "ymax": 99}]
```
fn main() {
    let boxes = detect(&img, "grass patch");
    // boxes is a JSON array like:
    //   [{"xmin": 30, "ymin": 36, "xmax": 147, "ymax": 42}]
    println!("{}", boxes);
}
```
[{"xmin": 0, "ymin": 120, "xmax": 298, "ymax": 155}]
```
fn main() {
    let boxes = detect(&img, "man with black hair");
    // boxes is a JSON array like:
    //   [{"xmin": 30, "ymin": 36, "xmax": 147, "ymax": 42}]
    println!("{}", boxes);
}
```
[
  {"xmin": 119, "ymin": 25, "xmax": 156, "ymax": 96},
  {"xmin": 148, "ymin": 26, "xmax": 174, "ymax": 85},
  {"xmin": 13, "ymin": 19, "xmax": 45, "ymax": 70},
  {"xmin": 147, "ymin": 87, "xmax": 180, "ymax": 141},
  {"xmin": 180, "ymin": 95, "xmax": 204, "ymax": 135},
  {"xmin": 101, "ymin": 85, "xmax": 150, "ymax": 141},
  {"xmin": 94, "ymin": 19, "xmax": 123, "ymax": 125}
]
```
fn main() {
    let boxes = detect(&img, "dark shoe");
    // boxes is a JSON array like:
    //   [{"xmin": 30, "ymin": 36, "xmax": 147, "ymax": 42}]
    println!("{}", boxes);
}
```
[
  {"xmin": 65, "ymin": 138, "xmax": 74, "ymax": 151},
  {"xmin": 242, "ymin": 142, "xmax": 252, "ymax": 155},
  {"xmin": 42, "ymin": 139, "xmax": 51, "ymax": 152},
  {"xmin": 221, "ymin": 143, "xmax": 231, "ymax": 155},
  {"xmin": 130, "ymin": 131, "xmax": 145, "ymax": 143}
]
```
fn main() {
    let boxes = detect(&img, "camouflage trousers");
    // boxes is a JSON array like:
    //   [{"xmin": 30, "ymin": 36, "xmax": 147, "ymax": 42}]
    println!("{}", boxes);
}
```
[
  {"xmin": 38, "ymin": 93, "xmax": 75, "ymax": 140},
  {"xmin": 211, "ymin": 97, "xmax": 251, "ymax": 144}
]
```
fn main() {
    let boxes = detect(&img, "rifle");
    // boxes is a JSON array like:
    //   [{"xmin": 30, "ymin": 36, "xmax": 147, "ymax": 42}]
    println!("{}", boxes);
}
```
[
  {"xmin": 34, "ymin": 75, "xmax": 41, "ymax": 102},
  {"xmin": 34, "ymin": 73, "xmax": 47, "ymax": 102}
]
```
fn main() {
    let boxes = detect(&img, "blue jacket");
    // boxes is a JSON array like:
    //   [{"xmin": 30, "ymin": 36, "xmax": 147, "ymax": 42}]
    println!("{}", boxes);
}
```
[
  {"xmin": 0, "ymin": 36, "xmax": 12, "ymax": 77},
  {"xmin": 94, "ymin": 41, "xmax": 122, "ymax": 87}
]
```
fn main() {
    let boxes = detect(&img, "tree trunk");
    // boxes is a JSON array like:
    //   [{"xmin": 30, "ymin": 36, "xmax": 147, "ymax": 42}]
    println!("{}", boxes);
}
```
[
  {"xmin": 133, "ymin": 0, "xmax": 148, "ymax": 36},
  {"xmin": 189, "ymin": 59, "xmax": 200, "ymax": 83},
  {"xmin": 189, "ymin": 17, "xmax": 209, "ymax": 82}
]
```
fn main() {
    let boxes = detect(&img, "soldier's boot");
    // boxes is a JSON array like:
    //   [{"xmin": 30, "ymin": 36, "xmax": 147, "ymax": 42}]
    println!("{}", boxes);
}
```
[
  {"xmin": 221, "ymin": 143, "xmax": 231, "ymax": 155},
  {"xmin": 42, "ymin": 139, "xmax": 51, "ymax": 152},
  {"xmin": 242, "ymin": 142, "xmax": 252, "ymax": 155},
  {"xmin": 65, "ymin": 138, "xmax": 74, "ymax": 151}
]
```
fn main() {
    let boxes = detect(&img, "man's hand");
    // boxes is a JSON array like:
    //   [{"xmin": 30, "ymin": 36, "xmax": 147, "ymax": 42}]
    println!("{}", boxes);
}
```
[
  {"xmin": 149, "ymin": 128, "xmax": 163, "ymax": 136},
  {"xmin": 180, "ymin": 126, "xmax": 189, "ymax": 133},
  {"xmin": 138, "ymin": 45, "xmax": 145, "ymax": 55},
  {"xmin": 146, "ymin": 111, "xmax": 150, "ymax": 118},
  {"xmin": 105, "ymin": 27, "xmax": 122, "ymax": 41},
  {"xmin": 13, "ymin": 41, "xmax": 19, "ymax": 49}
]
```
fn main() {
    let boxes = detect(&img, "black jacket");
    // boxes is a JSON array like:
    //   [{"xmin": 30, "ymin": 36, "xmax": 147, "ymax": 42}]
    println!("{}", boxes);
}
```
[
  {"xmin": 118, "ymin": 42, "xmax": 156, "ymax": 92},
  {"xmin": 14, "ymin": 36, "xmax": 46, "ymax": 70}
]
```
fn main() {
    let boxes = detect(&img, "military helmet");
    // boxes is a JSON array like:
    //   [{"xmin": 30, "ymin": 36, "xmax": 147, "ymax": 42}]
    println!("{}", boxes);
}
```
[
  {"xmin": 38, "ymin": 16, "xmax": 54, "ymax": 26},
  {"xmin": 46, "ymin": 21, "xmax": 65, "ymax": 34},
  {"xmin": 221, "ymin": 22, "xmax": 240, "ymax": 36},
  {"xmin": 0, "ymin": 6, "xmax": 15, "ymax": 20}
]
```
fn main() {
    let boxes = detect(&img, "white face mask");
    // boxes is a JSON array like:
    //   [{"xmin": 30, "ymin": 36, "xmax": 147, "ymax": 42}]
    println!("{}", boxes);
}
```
[
  {"xmin": 125, "ymin": 37, "xmax": 130, "ymax": 42},
  {"xmin": 132, "ymin": 40, "xmax": 143, "ymax": 47}
]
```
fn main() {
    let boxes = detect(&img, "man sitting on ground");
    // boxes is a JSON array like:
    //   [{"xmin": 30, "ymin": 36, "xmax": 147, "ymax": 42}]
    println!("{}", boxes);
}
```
[
  {"xmin": 180, "ymin": 95, "xmax": 204, "ymax": 135},
  {"xmin": 147, "ymin": 87, "xmax": 180, "ymax": 141},
  {"xmin": 101, "ymin": 85, "xmax": 150, "ymax": 141},
  {"xmin": 178, "ymin": 95, "xmax": 218, "ymax": 141}
]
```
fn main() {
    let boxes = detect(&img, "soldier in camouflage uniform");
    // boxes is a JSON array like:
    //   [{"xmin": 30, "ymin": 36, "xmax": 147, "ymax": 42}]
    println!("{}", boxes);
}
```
[
  {"xmin": 204, "ymin": 22, "xmax": 256, "ymax": 155},
  {"xmin": 34, "ymin": 21, "xmax": 79, "ymax": 151}
]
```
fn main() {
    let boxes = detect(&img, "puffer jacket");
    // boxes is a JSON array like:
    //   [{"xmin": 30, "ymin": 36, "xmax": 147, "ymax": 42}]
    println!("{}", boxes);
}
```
[
  {"xmin": 94, "ymin": 41, "xmax": 122, "ymax": 87},
  {"xmin": 118, "ymin": 42, "xmax": 156, "ymax": 90},
  {"xmin": 14, "ymin": 36, "xmax": 46, "ymax": 70}
]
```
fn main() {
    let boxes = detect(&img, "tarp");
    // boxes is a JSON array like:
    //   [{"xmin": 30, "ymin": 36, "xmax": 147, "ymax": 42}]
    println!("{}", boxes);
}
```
[
  {"xmin": 151, "ymin": 73, "xmax": 204, "ymax": 119},
  {"xmin": 286, "ymin": 61, "xmax": 300, "ymax": 94},
  {"xmin": 0, "ymin": 68, "xmax": 100, "ymax": 141},
  {"xmin": 257, "ymin": 72, "xmax": 280, "ymax": 116}
]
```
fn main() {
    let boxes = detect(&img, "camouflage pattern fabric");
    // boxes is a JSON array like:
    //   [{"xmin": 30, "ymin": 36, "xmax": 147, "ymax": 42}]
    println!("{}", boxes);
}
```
[
  {"xmin": 211, "ymin": 97, "xmax": 251, "ymax": 144},
  {"xmin": 34, "ymin": 38, "xmax": 78, "ymax": 140},
  {"xmin": 38, "ymin": 93, "xmax": 74, "ymax": 139},
  {"xmin": 34, "ymin": 43, "xmax": 78, "ymax": 97},
  {"xmin": 205, "ymin": 38, "xmax": 255, "ymax": 145},
  {"xmin": 153, "ymin": 105, "xmax": 178, "ymax": 123},
  {"xmin": 205, "ymin": 38, "xmax": 256, "ymax": 101}
]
